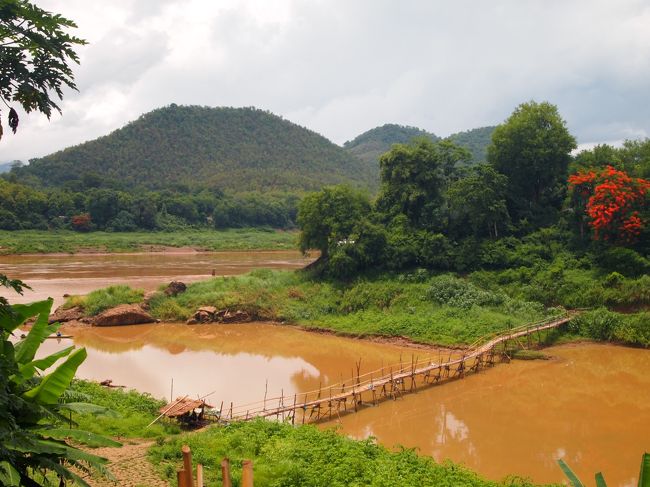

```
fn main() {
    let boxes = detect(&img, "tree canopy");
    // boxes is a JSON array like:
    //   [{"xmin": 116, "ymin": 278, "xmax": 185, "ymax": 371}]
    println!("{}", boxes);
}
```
[
  {"xmin": 376, "ymin": 138, "xmax": 470, "ymax": 230},
  {"xmin": 0, "ymin": 0, "xmax": 86, "ymax": 139},
  {"xmin": 487, "ymin": 101, "xmax": 576, "ymax": 228}
]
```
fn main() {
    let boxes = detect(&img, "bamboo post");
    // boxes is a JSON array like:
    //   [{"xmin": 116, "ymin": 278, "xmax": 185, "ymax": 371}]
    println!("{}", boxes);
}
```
[
  {"xmin": 292, "ymin": 394, "xmax": 297, "ymax": 425},
  {"xmin": 182, "ymin": 445, "xmax": 193, "ymax": 487},
  {"xmin": 241, "ymin": 459, "xmax": 254, "ymax": 487},
  {"xmin": 221, "ymin": 458, "xmax": 232, "ymax": 487},
  {"xmin": 196, "ymin": 464, "xmax": 204, "ymax": 487},
  {"xmin": 177, "ymin": 470, "xmax": 188, "ymax": 487}
]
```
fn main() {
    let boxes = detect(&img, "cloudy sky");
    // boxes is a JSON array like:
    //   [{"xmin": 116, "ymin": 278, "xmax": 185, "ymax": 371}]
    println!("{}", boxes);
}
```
[{"xmin": 3, "ymin": 0, "xmax": 650, "ymax": 162}]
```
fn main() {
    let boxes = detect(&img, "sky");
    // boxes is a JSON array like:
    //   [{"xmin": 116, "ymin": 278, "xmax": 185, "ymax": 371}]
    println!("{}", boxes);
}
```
[{"xmin": 2, "ymin": 0, "xmax": 650, "ymax": 162}]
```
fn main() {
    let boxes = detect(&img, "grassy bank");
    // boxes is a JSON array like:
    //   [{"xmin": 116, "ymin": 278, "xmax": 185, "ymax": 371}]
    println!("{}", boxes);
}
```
[
  {"xmin": 0, "ymin": 228, "xmax": 298, "ymax": 254},
  {"xmin": 144, "ymin": 269, "xmax": 558, "ymax": 346},
  {"xmin": 66, "ymin": 380, "xmax": 179, "ymax": 439},
  {"xmin": 65, "ymin": 264, "xmax": 649, "ymax": 347},
  {"xmin": 149, "ymin": 420, "xmax": 555, "ymax": 487}
]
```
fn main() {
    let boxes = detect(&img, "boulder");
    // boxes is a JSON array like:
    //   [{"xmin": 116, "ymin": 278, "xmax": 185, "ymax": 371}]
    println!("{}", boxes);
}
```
[
  {"xmin": 187, "ymin": 306, "xmax": 217, "ymax": 324},
  {"xmin": 164, "ymin": 281, "xmax": 187, "ymax": 297},
  {"xmin": 91, "ymin": 304, "xmax": 155, "ymax": 327},
  {"xmin": 48, "ymin": 306, "xmax": 84, "ymax": 324},
  {"xmin": 215, "ymin": 309, "xmax": 251, "ymax": 323}
]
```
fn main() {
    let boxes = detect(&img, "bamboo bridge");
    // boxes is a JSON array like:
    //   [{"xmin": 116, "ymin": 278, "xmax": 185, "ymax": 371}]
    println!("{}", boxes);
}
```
[{"xmin": 213, "ymin": 313, "xmax": 574, "ymax": 425}]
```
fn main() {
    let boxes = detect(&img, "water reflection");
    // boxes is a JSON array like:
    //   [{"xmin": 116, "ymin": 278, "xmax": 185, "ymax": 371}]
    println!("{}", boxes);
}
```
[
  {"xmin": 38, "ymin": 323, "xmax": 417, "ymax": 408},
  {"xmin": 324, "ymin": 343, "xmax": 650, "ymax": 486}
]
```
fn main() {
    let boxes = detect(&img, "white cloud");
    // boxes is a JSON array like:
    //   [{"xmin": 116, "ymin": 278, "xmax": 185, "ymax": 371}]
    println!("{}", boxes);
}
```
[{"xmin": 2, "ymin": 0, "xmax": 649, "ymax": 161}]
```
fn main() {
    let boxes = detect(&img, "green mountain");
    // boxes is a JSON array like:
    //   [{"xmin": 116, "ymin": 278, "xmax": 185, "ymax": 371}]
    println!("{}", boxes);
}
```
[
  {"xmin": 343, "ymin": 124, "xmax": 440, "ymax": 166},
  {"xmin": 446, "ymin": 126, "xmax": 496, "ymax": 164},
  {"xmin": 15, "ymin": 105, "xmax": 377, "ymax": 192},
  {"xmin": 344, "ymin": 124, "xmax": 495, "ymax": 166}
]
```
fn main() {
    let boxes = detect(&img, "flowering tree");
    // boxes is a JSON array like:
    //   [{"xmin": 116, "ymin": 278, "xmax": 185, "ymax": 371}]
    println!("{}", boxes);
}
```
[{"xmin": 568, "ymin": 166, "xmax": 650, "ymax": 244}]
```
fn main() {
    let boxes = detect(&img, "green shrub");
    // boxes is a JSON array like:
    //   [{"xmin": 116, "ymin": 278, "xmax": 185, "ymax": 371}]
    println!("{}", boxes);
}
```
[
  {"xmin": 596, "ymin": 247, "xmax": 650, "ymax": 277},
  {"xmin": 64, "ymin": 285, "xmax": 144, "ymax": 315},
  {"xmin": 427, "ymin": 275, "xmax": 504, "ymax": 309},
  {"xmin": 149, "ymin": 420, "xmax": 540, "ymax": 487}
]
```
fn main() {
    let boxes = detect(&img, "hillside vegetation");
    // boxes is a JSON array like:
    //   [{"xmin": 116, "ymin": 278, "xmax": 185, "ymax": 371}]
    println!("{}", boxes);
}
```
[
  {"xmin": 344, "ymin": 123, "xmax": 494, "ymax": 167},
  {"xmin": 12, "ymin": 105, "xmax": 377, "ymax": 192}
]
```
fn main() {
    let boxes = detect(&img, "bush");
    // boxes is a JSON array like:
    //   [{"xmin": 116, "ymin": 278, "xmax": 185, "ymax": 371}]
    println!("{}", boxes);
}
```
[
  {"xmin": 596, "ymin": 247, "xmax": 650, "ymax": 277},
  {"xmin": 65, "ymin": 285, "xmax": 144, "ymax": 315},
  {"xmin": 427, "ymin": 275, "xmax": 504, "ymax": 309}
]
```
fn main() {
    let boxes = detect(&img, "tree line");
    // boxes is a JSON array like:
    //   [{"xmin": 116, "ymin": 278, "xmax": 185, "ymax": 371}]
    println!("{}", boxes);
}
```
[
  {"xmin": 298, "ymin": 101, "xmax": 650, "ymax": 278},
  {"xmin": 0, "ymin": 180, "xmax": 300, "ymax": 231}
]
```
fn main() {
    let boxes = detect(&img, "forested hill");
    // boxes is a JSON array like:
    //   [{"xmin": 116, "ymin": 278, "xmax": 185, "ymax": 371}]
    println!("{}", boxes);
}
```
[
  {"xmin": 344, "ymin": 124, "xmax": 495, "ymax": 166},
  {"xmin": 343, "ymin": 124, "xmax": 440, "ymax": 166},
  {"xmin": 14, "ymin": 105, "xmax": 377, "ymax": 192},
  {"xmin": 447, "ymin": 126, "xmax": 496, "ymax": 164}
]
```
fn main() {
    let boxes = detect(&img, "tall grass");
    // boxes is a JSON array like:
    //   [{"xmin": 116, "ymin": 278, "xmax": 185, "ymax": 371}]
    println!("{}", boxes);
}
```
[
  {"xmin": 64, "ymin": 285, "xmax": 144, "ymax": 315},
  {"xmin": 0, "ymin": 229, "xmax": 298, "ymax": 254},
  {"xmin": 67, "ymin": 380, "xmax": 178, "ymax": 439},
  {"xmin": 149, "ymin": 270, "xmax": 557, "ymax": 346},
  {"xmin": 149, "ymin": 420, "xmax": 550, "ymax": 486}
]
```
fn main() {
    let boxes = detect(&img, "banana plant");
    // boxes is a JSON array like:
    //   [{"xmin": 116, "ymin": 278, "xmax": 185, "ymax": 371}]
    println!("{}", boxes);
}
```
[
  {"xmin": 558, "ymin": 453, "xmax": 650, "ymax": 487},
  {"xmin": 0, "ymin": 297, "xmax": 120, "ymax": 486}
]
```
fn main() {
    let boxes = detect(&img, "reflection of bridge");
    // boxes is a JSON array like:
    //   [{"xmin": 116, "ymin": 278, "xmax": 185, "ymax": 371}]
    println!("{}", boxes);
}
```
[{"xmin": 218, "ymin": 314, "xmax": 574, "ymax": 424}]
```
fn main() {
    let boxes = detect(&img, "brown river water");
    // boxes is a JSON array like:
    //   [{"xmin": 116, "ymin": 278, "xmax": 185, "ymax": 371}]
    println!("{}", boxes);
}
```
[
  {"xmin": 0, "ymin": 250, "xmax": 312, "ymax": 307},
  {"xmin": 3, "ymin": 252, "xmax": 649, "ymax": 486}
]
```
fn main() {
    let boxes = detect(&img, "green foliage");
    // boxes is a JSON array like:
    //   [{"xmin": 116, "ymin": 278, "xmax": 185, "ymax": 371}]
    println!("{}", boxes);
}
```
[
  {"xmin": 0, "ymin": 228, "xmax": 297, "ymax": 254},
  {"xmin": 66, "ymin": 380, "xmax": 177, "ymax": 439},
  {"xmin": 65, "ymin": 285, "xmax": 144, "ymax": 316},
  {"xmin": 376, "ymin": 138, "xmax": 470, "ymax": 230},
  {"xmin": 297, "ymin": 185, "xmax": 372, "ymax": 258},
  {"xmin": 0, "ymin": 0, "xmax": 86, "ymax": 135},
  {"xmin": 447, "ymin": 164, "xmax": 509, "ymax": 239},
  {"xmin": 12, "ymin": 105, "xmax": 376, "ymax": 192},
  {"xmin": 595, "ymin": 247, "xmax": 650, "ymax": 277},
  {"xmin": 569, "ymin": 309, "xmax": 650, "ymax": 346},
  {"xmin": 558, "ymin": 453, "xmax": 650, "ymax": 487},
  {"xmin": 343, "ymin": 123, "xmax": 495, "ymax": 168},
  {"xmin": 150, "ymin": 420, "xmax": 545, "ymax": 487},
  {"xmin": 488, "ymin": 101, "xmax": 577, "ymax": 228},
  {"xmin": 149, "ymin": 270, "xmax": 553, "ymax": 346},
  {"xmin": 0, "ymin": 297, "xmax": 113, "ymax": 486},
  {"xmin": 446, "ymin": 126, "xmax": 496, "ymax": 164}
]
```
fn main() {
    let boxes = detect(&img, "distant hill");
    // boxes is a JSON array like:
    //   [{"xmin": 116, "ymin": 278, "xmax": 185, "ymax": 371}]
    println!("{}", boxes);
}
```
[
  {"xmin": 343, "ymin": 124, "xmax": 440, "ymax": 166},
  {"xmin": 14, "ymin": 105, "xmax": 377, "ymax": 192},
  {"xmin": 446, "ymin": 126, "xmax": 495, "ymax": 164},
  {"xmin": 344, "ymin": 124, "xmax": 495, "ymax": 167}
]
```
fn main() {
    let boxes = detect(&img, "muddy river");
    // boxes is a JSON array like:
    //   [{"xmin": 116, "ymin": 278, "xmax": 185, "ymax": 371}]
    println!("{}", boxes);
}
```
[
  {"xmin": 4, "ymin": 252, "xmax": 649, "ymax": 486},
  {"xmin": 0, "ymin": 250, "xmax": 312, "ymax": 307}
]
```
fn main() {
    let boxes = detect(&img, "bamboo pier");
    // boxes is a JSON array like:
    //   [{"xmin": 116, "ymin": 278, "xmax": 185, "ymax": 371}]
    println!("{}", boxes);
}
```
[{"xmin": 218, "ymin": 314, "xmax": 574, "ymax": 424}]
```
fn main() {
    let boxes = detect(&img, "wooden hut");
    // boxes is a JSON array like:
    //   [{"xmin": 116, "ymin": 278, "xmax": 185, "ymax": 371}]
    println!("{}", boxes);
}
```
[{"xmin": 160, "ymin": 397, "xmax": 213, "ymax": 425}]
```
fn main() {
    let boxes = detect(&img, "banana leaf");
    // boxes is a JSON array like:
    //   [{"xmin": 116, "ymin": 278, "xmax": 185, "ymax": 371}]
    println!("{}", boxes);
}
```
[
  {"xmin": 58, "ymin": 401, "xmax": 119, "ymax": 417},
  {"xmin": 23, "ymin": 348, "xmax": 87, "ymax": 404},
  {"xmin": 38, "ymin": 428, "xmax": 122, "ymax": 448},
  {"xmin": 3, "ymin": 299, "xmax": 53, "ymax": 334},
  {"xmin": 14, "ymin": 346, "xmax": 74, "ymax": 384},
  {"xmin": 558, "ymin": 459, "xmax": 585, "ymax": 487},
  {"xmin": 595, "ymin": 472, "xmax": 607, "ymax": 487},
  {"xmin": 13, "ymin": 299, "xmax": 59, "ymax": 365},
  {"xmin": 0, "ymin": 461, "xmax": 20, "ymax": 487},
  {"xmin": 640, "ymin": 453, "xmax": 649, "ymax": 487}
]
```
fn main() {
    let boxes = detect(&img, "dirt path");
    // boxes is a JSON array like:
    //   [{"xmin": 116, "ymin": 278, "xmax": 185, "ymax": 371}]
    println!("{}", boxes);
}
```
[{"xmin": 81, "ymin": 440, "xmax": 169, "ymax": 487}]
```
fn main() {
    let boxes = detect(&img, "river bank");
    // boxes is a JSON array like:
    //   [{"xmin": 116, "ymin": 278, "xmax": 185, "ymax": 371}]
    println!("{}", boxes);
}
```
[{"xmin": 0, "ymin": 229, "xmax": 299, "ymax": 254}]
